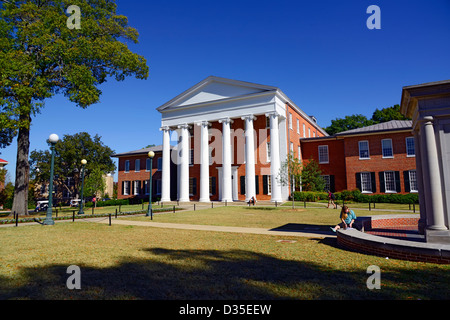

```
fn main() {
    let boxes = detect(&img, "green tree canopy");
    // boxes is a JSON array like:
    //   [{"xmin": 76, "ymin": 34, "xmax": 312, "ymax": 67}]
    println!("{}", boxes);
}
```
[
  {"xmin": 325, "ymin": 114, "xmax": 374, "ymax": 135},
  {"xmin": 0, "ymin": 0, "xmax": 148, "ymax": 215},
  {"xmin": 371, "ymin": 104, "xmax": 408, "ymax": 123},
  {"xmin": 30, "ymin": 132, "xmax": 115, "ymax": 199},
  {"xmin": 301, "ymin": 158, "xmax": 325, "ymax": 192}
]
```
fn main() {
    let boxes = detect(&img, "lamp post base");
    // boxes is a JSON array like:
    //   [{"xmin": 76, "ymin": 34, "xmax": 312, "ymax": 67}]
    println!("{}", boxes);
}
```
[{"xmin": 43, "ymin": 218, "xmax": 55, "ymax": 225}]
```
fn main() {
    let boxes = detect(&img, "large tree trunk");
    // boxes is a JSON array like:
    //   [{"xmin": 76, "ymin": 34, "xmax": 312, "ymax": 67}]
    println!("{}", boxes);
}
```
[{"xmin": 11, "ymin": 112, "xmax": 31, "ymax": 216}]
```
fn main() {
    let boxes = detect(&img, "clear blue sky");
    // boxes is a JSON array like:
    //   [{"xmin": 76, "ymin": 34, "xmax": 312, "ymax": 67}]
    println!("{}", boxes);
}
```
[{"xmin": 1, "ymin": 0, "xmax": 450, "ymax": 183}]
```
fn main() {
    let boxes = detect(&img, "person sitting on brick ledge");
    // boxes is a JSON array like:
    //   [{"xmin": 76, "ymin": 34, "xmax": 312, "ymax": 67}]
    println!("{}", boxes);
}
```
[{"xmin": 330, "ymin": 206, "xmax": 357, "ymax": 232}]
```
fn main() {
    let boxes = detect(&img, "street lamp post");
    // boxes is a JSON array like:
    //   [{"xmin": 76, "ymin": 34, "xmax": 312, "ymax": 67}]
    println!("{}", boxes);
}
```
[
  {"xmin": 78, "ymin": 159, "xmax": 87, "ymax": 215},
  {"xmin": 43, "ymin": 134, "xmax": 59, "ymax": 226},
  {"xmin": 146, "ymin": 151, "xmax": 155, "ymax": 219}
]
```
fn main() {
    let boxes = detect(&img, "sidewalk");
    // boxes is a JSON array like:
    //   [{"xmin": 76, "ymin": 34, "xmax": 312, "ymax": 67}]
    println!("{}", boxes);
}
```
[{"xmin": 90, "ymin": 217, "xmax": 336, "ymax": 238}]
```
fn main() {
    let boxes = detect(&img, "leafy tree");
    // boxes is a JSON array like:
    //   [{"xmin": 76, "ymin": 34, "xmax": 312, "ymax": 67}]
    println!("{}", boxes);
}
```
[
  {"xmin": 325, "ymin": 114, "xmax": 374, "ymax": 135},
  {"xmin": 0, "ymin": 0, "xmax": 148, "ymax": 215},
  {"xmin": 301, "ymin": 158, "xmax": 325, "ymax": 192},
  {"xmin": 371, "ymin": 104, "xmax": 409, "ymax": 123},
  {"xmin": 30, "ymin": 132, "xmax": 116, "ymax": 204},
  {"xmin": 84, "ymin": 167, "xmax": 105, "ymax": 207},
  {"xmin": 277, "ymin": 153, "xmax": 302, "ymax": 205}
]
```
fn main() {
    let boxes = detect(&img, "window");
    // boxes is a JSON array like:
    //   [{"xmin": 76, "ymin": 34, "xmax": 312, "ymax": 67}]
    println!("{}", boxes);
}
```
[
  {"xmin": 146, "ymin": 158, "xmax": 151, "ymax": 171},
  {"xmin": 209, "ymin": 177, "xmax": 216, "ymax": 195},
  {"xmin": 308, "ymin": 128, "xmax": 311, "ymax": 138},
  {"xmin": 267, "ymin": 142, "xmax": 271, "ymax": 162},
  {"xmin": 384, "ymin": 171, "xmax": 396, "ymax": 192},
  {"xmin": 359, "ymin": 141, "xmax": 370, "ymax": 159},
  {"xmin": 409, "ymin": 170, "xmax": 418, "ymax": 192},
  {"xmin": 190, "ymin": 149, "xmax": 194, "ymax": 165},
  {"xmin": 322, "ymin": 175, "xmax": 330, "ymax": 192},
  {"xmin": 360, "ymin": 172, "xmax": 372, "ymax": 193},
  {"xmin": 298, "ymin": 145, "xmax": 301, "ymax": 160},
  {"xmin": 189, "ymin": 177, "xmax": 197, "ymax": 195},
  {"xmin": 289, "ymin": 113, "xmax": 293, "ymax": 129},
  {"xmin": 144, "ymin": 180, "xmax": 149, "ymax": 195},
  {"xmin": 133, "ymin": 180, "xmax": 140, "ymax": 195},
  {"xmin": 297, "ymin": 119, "xmax": 300, "ymax": 134},
  {"xmin": 406, "ymin": 137, "xmax": 415, "ymax": 157},
  {"xmin": 290, "ymin": 142, "xmax": 294, "ymax": 154},
  {"xmin": 124, "ymin": 160, "xmax": 130, "ymax": 173},
  {"xmin": 135, "ymin": 159, "xmax": 140, "ymax": 172},
  {"xmin": 157, "ymin": 158, "xmax": 162, "ymax": 170},
  {"xmin": 303, "ymin": 124, "xmax": 306, "ymax": 138},
  {"xmin": 266, "ymin": 116, "xmax": 270, "ymax": 129},
  {"xmin": 156, "ymin": 180, "xmax": 161, "ymax": 195},
  {"xmin": 382, "ymin": 139, "xmax": 393, "ymax": 158},
  {"xmin": 318, "ymin": 145, "xmax": 329, "ymax": 164},
  {"xmin": 123, "ymin": 181, "xmax": 130, "ymax": 195}
]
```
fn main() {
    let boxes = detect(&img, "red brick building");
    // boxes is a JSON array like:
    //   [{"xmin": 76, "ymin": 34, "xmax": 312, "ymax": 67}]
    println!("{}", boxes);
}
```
[
  {"xmin": 112, "ymin": 146, "xmax": 178, "ymax": 201},
  {"xmin": 301, "ymin": 120, "xmax": 417, "ymax": 194},
  {"xmin": 0, "ymin": 158, "xmax": 7, "ymax": 193}
]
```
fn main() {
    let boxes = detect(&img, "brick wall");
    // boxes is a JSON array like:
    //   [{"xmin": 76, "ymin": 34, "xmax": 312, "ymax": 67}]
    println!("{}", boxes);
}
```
[
  {"xmin": 300, "ymin": 138, "xmax": 347, "ymax": 192},
  {"xmin": 344, "ymin": 131, "xmax": 416, "ymax": 194},
  {"xmin": 117, "ymin": 153, "xmax": 163, "ymax": 201}
]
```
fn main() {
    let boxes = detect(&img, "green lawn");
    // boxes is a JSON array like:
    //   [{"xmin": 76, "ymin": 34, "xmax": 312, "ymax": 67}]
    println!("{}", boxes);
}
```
[
  {"xmin": 0, "ymin": 206, "xmax": 448, "ymax": 300},
  {"xmin": 124, "ymin": 205, "xmax": 413, "ymax": 229}
]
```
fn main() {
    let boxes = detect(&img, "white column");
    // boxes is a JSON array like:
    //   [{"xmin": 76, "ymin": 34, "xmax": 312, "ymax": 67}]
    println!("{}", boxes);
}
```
[
  {"xmin": 267, "ymin": 112, "xmax": 282, "ymax": 202},
  {"xmin": 178, "ymin": 123, "xmax": 190, "ymax": 202},
  {"xmin": 197, "ymin": 121, "xmax": 210, "ymax": 202},
  {"xmin": 242, "ymin": 115, "xmax": 256, "ymax": 202},
  {"xmin": 421, "ymin": 116, "xmax": 447, "ymax": 231},
  {"xmin": 160, "ymin": 126, "xmax": 171, "ymax": 202},
  {"xmin": 219, "ymin": 118, "xmax": 233, "ymax": 202}
]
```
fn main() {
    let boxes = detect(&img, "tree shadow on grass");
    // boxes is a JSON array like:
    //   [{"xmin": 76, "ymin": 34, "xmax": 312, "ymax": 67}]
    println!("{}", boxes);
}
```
[{"xmin": 1, "ymin": 246, "xmax": 449, "ymax": 300}]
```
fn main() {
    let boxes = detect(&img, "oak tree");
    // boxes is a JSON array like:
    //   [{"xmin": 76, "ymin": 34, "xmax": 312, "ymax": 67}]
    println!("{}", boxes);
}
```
[{"xmin": 0, "ymin": 0, "xmax": 148, "ymax": 215}]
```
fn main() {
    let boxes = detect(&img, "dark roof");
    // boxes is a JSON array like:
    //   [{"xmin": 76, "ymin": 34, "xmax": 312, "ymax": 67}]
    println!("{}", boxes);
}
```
[
  {"xmin": 335, "ymin": 120, "xmax": 412, "ymax": 136},
  {"xmin": 111, "ymin": 145, "xmax": 175, "ymax": 158}
]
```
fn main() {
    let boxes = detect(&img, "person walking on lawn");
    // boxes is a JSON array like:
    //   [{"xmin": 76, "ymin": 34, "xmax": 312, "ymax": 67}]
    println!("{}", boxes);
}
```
[{"xmin": 327, "ymin": 190, "xmax": 337, "ymax": 209}]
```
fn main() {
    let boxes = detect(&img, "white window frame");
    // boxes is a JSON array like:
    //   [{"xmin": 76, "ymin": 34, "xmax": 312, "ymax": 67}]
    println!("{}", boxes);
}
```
[
  {"xmin": 303, "ymin": 124, "xmax": 306, "ymax": 138},
  {"xmin": 123, "ymin": 181, "xmax": 130, "ymax": 195},
  {"xmin": 360, "ymin": 172, "xmax": 373, "ymax": 193},
  {"xmin": 409, "ymin": 170, "xmax": 418, "ymax": 193},
  {"xmin": 289, "ymin": 113, "xmax": 293, "ymax": 130},
  {"xmin": 359, "ymin": 141, "xmax": 370, "ymax": 159},
  {"xmin": 133, "ymin": 180, "xmax": 140, "ymax": 195},
  {"xmin": 296, "ymin": 119, "xmax": 300, "ymax": 134},
  {"xmin": 124, "ymin": 160, "xmax": 130, "ymax": 173},
  {"xmin": 318, "ymin": 145, "xmax": 329, "ymax": 164},
  {"xmin": 266, "ymin": 141, "xmax": 271, "ymax": 163},
  {"xmin": 384, "ymin": 171, "xmax": 396, "ymax": 193},
  {"xmin": 406, "ymin": 137, "xmax": 415, "ymax": 157},
  {"xmin": 382, "ymin": 139, "xmax": 394, "ymax": 158}
]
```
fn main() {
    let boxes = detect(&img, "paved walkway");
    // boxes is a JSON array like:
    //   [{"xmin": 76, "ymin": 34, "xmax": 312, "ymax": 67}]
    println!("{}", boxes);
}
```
[{"xmin": 90, "ymin": 217, "xmax": 336, "ymax": 238}]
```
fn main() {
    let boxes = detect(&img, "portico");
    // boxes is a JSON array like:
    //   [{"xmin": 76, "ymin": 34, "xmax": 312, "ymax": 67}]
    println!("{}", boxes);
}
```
[{"xmin": 157, "ymin": 76, "xmax": 325, "ymax": 203}]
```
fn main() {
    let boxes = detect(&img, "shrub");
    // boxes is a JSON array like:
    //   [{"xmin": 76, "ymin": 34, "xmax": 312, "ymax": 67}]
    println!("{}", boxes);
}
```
[{"xmin": 294, "ymin": 190, "xmax": 419, "ymax": 204}]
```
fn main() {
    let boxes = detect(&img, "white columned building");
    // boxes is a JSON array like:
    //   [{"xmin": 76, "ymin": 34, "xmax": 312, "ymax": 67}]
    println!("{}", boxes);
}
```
[{"xmin": 157, "ymin": 76, "xmax": 326, "ymax": 203}]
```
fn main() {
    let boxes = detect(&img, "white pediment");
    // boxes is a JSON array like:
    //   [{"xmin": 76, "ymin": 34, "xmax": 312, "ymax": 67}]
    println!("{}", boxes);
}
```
[{"xmin": 157, "ymin": 76, "xmax": 278, "ymax": 111}]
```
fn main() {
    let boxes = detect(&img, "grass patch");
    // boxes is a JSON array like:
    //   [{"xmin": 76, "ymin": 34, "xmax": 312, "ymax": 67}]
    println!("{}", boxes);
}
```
[
  {"xmin": 125, "ymin": 206, "xmax": 412, "ymax": 229},
  {"xmin": 0, "ymin": 222, "xmax": 448, "ymax": 300}
]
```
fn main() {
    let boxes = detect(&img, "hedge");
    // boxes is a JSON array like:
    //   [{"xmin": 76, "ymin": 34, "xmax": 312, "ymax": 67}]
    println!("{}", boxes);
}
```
[{"xmin": 292, "ymin": 189, "xmax": 419, "ymax": 204}]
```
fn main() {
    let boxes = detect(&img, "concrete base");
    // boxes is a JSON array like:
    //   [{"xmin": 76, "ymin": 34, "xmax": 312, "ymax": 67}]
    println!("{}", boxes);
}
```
[{"xmin": 426, "ymin": 229, "xmax": 450, "ymax": 244}]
